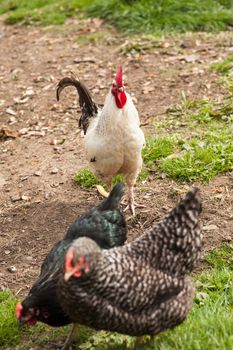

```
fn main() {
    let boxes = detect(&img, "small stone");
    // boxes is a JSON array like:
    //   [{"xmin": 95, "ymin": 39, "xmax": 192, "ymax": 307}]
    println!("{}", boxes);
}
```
[
  {"xmin": 8, "ymin": 116, "xmax": 17, "ymax": 125},
  {"xmin": 203, "ymin": 224, "xmax": 218, "ymax": 231},
  {"xmin": 51, "ymin": 167, "xmax": 59, "ymax": 174},
  {"xmin": 25, "ymin": 87, "xmax": 35, "ymax": 97},
  {"xmin": 34, "ymin": 171, "xmax": 42, "ymax": 177},
  {"xmin": 20, "ymin": 175, "xmax": 30, "ymax": 181},
  {"xmin": 5, "ymin": 250, "xmax": 10, "ymax": 255},
  {"xmin": 21, "ymin": 194, "xmax": 30, "ymax": 201},
  {"xmin": 11, "ymin": 194, "xmax": 21, "ymax": 202},
  {"xmin": 7, "ymin": 266, "xmax": 17, "ymax": 273},
  {"xmin": 183, "ymin": 54, "xmax": 200, "ymax": 63},
  {"xmin": 26, "ymin": 256, "xmax": 33, "ymax": 261},
  {"xmin": 19, "ymin": 128, "xmax": 28, "ymax": 135},
  {"xmin": 44, "ymin": 192, "xmax": 50, "ymax": 200}
]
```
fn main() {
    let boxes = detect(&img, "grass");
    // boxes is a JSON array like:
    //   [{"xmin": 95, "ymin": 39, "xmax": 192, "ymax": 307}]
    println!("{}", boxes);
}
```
[
  {"xmin": 141, "ymin": 93, "xmax": 233, "ymax": 182},
  {"xmin": 211, "ymin": 55, "xmax": 233, "ymax": 92},
  {"xmin": 75, "ymin": 30, "xmax": 112, "ymax": 44},
  {"xmin": 1, "ymin": 244, "xmax": 232, "ymax": 349},
  {"xmin": 73, "ymin": 169, "xmax": 103, "ymax": 189},
  {"xmin": 158, "ymin": 130, "xmax": 233, "ymax": 181},
  {"xmin": 211, "ymin": 55, "xmax": 233, "ymax": 75},
  {"xmin": 0, "ymin": 0, "xmax": 233, "ymax": 34},
  {"xmin": 73, "ymin": 169, "xmax": 125, "ymax": 189}
]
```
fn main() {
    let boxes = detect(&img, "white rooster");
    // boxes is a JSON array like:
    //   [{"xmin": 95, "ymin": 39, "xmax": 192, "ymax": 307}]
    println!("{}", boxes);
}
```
[{"xmin": 56, "ymin": 65, "xmax": 145, "ymax": 215}]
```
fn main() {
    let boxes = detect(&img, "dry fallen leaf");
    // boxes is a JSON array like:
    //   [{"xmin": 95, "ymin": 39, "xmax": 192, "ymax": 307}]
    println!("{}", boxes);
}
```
[
  {"xmin": 0, "ymin": 125, "xmax": 18, "ymax": 139},
  {"xmin": 6, "ymin": 107, "xmax": 17, "ymax": 116},
  {"xmin": 183, "ymin": 54, "xmax": 200, "ymax": 63},
  {"xmin": 142, "ymin": 84, "xmax": 155, "ymax": 94}
]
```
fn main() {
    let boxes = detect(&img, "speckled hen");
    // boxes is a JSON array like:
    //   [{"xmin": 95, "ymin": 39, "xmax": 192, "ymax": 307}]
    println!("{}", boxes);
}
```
[
  {"xmin": 16, "ymin": 183, "xmax": 127, "ymax": 330},
  {"xmin": 58, "ymin": 188, "xmax": 202, "ymax": 344}
]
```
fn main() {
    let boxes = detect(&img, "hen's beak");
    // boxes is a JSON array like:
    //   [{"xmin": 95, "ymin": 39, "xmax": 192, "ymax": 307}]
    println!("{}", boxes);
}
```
[{"xmin": 64, "ymin": 270, "xmax": 75, "ymax": 282}]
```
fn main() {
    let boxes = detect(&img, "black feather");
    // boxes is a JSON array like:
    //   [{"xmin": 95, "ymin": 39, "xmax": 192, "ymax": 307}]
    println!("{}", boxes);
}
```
[{"xmin": 56, "ymin": 77, "xmax": 98, "ymax": 134}]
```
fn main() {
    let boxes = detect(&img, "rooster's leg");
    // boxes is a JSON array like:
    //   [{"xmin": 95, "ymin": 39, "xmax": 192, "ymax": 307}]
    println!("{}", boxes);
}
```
[
  {"xmin": 61, "ymin": 323, "xmax": 79, "ymax": 350},
  {"xmin": 124, "ymin": 186, "xmax": 145, "ymax": 216}
]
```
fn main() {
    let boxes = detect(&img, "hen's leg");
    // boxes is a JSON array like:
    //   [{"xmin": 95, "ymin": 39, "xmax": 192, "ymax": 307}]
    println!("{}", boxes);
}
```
[
  {"xmin": 134, "ymin": 335, "xmax": 155, "ymax": 348},
  {"xmin": 61, "ymin": 323, "xmax": 79, "ymax": 350}
]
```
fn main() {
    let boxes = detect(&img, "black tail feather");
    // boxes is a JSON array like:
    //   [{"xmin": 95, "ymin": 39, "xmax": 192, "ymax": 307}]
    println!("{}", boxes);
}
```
[
  {"xmin": 56, "ymin": 77, "xmax": 98, "ymax": 134},
  {"xmin": 99, "ymin": 183, "xmax": 125, "ymax": 211}
]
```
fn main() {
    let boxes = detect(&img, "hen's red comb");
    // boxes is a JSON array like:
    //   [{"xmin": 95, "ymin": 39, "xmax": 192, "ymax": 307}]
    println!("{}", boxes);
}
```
[
  {"xmin": 65, "ymin": 248, "xmax": 74, "ymax": 272},
  {"xmin": 16, "ymin": 303, "xmax": 23, "ymax": 319},
  {"xmin": 115, "ymin": 64, "xmax": 123, "ymax": 86}
]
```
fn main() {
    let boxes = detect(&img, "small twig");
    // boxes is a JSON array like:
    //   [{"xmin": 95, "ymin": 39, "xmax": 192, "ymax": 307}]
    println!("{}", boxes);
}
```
[
  {"xmin": 73, "ymin": 59, "xmax": 96, "ymax": 64},
  {"xmin": 15, "ymin": 287, "xmax": 23, "ymax": 296}
]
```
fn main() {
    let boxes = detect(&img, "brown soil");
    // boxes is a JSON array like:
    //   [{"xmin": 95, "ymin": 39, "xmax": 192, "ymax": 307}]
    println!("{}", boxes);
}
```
[{"xmin": 0, "ymin": 17, "xmax": 232, "ymax": 299}]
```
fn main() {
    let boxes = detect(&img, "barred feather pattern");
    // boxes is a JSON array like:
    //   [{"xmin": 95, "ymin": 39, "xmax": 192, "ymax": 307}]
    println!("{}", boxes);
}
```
[{"xmin": 58, "ymin": 188, "xmax": 202, "ymax": 336}]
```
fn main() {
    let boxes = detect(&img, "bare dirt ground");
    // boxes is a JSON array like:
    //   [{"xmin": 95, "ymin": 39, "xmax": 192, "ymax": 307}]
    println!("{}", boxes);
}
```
[{"xmin": 0, "ymin": 16, "xmax": 232, "ymax": 298}]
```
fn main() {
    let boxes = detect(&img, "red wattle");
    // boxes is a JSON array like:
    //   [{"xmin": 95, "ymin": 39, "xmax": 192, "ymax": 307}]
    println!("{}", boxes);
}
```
[
  {"xmin": 115, "ymin": 92, "xmax": 127, "ymax": 109},
  {"xmin": 16, "ymin": 303, "xmax": 23, "ymax": 319},
  {"xmin": 28, "ymin": 318, "xmax": 37, "ymax": 326}
]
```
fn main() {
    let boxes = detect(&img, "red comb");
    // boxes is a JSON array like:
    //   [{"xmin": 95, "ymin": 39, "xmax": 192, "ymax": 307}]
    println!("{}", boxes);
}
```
[
  {"xmin": 65, "ymin": 248, "xmax": 74, "ymax": 272},
  {"xmin": 16, "ymin": 303, "xmax": 23, "ymax": 319},
  {"xmin": 115, "ymin": 64, "xmax": 123, "ymax": 86}
]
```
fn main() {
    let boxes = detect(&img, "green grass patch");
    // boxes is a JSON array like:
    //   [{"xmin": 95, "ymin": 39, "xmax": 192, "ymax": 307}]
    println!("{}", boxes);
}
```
[
  {"xmin": 158, "ymin": 130, "xmax": 233, "ymax": 181},
  {"xmin": 211, "ymin": 55, "xmax": 233, "ymax": 93},
  {"xmin": 211, "ymin": 55, "xmax": 233, "ymax": 75},
  {"xmin": 73, "ymin": 169, "xmax": 147, "ymax": 188},
  {"xmin": 167, "ymin": 92, "xmax": 233, "ymax": 124},
  {"xmin": 0, "ymin": 290, "xmax": 20, "ymax": 346},
  {"xmin": 142, "ymin": 137, "xmax": 176, "ymax": 169},
  {"xmin": 73, "ymin": 169, "xmax": 103, "ymax": 189},
  {"xmin": 1, "ymin": 244, "xmax": 232, "ymax": 349},
  {"xmin": 145, "ymin": 94, "xmax": 233, "ymax": 182},
  {"xmin": 0, "ymin": 0, "xmax": 88, "ymax": 25},
  {"xmin": 0, "ymin": 0, "xmax": 233, "ymax": 34},
  {"xmin": 86, "ymin": 0, "xmax": 233, "ymax": 34},
  {"xmin": 75, "ymin": 30, "xmax": 111, "ymax": 44}
]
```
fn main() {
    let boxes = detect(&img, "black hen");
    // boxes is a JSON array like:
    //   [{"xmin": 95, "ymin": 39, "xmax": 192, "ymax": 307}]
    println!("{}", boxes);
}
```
[{"xmin": 16, "ymin": 183, "xmax": 126, "ymax": 327}]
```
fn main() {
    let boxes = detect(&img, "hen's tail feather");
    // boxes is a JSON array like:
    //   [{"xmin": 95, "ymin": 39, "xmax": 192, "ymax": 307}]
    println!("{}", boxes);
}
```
[
  {"xmin": 156, "ymin": 188, "xmax": 202, "ymax": 275},
  {"xmin": 64, "ymin": 182, "xmax": 127, "ymax": 248},
  {"xmin": 131, "ymin": 188, "xmax": 202, "ymax": 276},
  {"xmin": 98, "ymin": 182, "xmax": 125, "ymax": 211},
  {"xmin": 56, "ymin": 77, "xmax": 98, "ymax": 134}
]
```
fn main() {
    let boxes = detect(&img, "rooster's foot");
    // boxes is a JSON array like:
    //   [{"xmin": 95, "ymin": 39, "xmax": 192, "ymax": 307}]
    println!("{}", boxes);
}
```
[{"xmin": 123, "ymin": 202, "xmax": 146, "ymax": 216}]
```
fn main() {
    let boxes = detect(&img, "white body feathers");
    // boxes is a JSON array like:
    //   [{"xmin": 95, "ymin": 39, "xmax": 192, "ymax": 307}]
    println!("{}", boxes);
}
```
[{"xmin": 84, "ymin": 91, "xmax": 145, "ymax": 185}]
